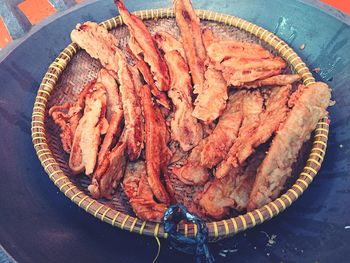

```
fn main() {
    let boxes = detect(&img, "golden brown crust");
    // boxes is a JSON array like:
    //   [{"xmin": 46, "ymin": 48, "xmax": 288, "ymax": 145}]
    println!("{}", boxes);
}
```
[
  {"xmin": 243, "ymin": 74, "xmax": 302, "ymax": 89},
  {"xmin": 126, "ymin": 39, "xmax": 171, "ymax": 109},
  {"xmin": 141, "ymin": 85, "xmax": 171, "ymax": 204},
  {"xmin": 115, "ymin": 50, "xmax": 144, "ymax": 161},
  {"xmin": 70, "ymin": 22, "xmax": 119, "ymax": 79},
  {"xmin": 227, "ymin": 85, "xmax": 291, "ymax": 168},
  {"xmin": 247, "ymin": 82, "xmax": 331, "ymax": 211},
  {"xmin": 163, "ymin": 50, "xmax": 203, "ymax": 151},
  {"xmin": 174, "ymin": 0, "xmax": 206, "ymax": 87},
  {"xmin": 123, "ymin": 161, "xmax": 167, "ymax": 222},
  {"xmin": 69, "ymin": 83, "xmax": 108, "ymax": 175},
  {"xmin": 192, "ymin": 67, "xmax": 228, "ymax": 124},
  {"xmin": 89, "ymin": 134, "xmax": 127, "ymax": 199},
  {"xmin": 198, "ymin": 150, "xmax": 265, "ymax": 219},
  {"xmin": 154, "ymin": 32, "xmax": 186, "ymax": 60},
  {"xmin": 49, "ymin": 81, "xmax": 95, "ymax": 153},
  {"xmin": 96, "ymin": 69, "xmax": 124, "ymax": 165},
  {"xmin": 115, "ymin": 0, "xmax": 170, "ymax": 91},
  {"xmin": 219, "ymin": 56, "xmax": 286, "ymax": 87}
]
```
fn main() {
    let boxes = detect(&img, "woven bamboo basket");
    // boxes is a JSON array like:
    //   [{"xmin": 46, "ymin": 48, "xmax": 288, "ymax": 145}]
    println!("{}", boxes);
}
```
[{"xmin": 31, "ymin": 8, "xmax": 329, "ymax": 242}]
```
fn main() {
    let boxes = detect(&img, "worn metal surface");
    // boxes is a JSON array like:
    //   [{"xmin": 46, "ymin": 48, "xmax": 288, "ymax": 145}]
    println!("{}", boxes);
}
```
[{"xmin": 0, "ymin": 0, "xmax": 349, "ymax": 262}]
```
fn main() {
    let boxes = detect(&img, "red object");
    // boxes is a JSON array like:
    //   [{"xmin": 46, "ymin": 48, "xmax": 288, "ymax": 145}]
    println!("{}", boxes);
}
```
[{"xmin": 321, "ymin": 0, "xmax": 350, "ymax": 15}]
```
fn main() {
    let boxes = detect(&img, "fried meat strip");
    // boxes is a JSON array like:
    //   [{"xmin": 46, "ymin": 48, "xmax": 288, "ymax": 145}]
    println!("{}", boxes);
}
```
[
  {"xmin": 198, "ymin": 151, "xmax": 265, "ymax": 219},
  {"xmin": 69, "ymin": 83, "xmax": 108, "ymax": 175},
  {"xmin": 215, "ymin": 90, "xmax": 264, "ymax": 178},
  {"xmin": 219, "ymin": 56, "xmax": 286, "ymax": 87},
  {"xmin": 227, "ymin": 85, "xmax": 292, "ymax": 168},
  {"xmin": 153, "ymin": 32, "xmax": 186, "ymax": 60},
  {"xmin": 123, "ymin": 161, "xmax": 167, "ymax": 222},
  {"xmin": 49, "ymin": 81, "xmax": 94, "ymax": 153},
  {"xmin": 192, "ymin": 67, "xmax": 228, "ymax": 124},
  {"xmin": 96, "ymin": 69, "xmax": 124, "ymax": 165},
  {"xmin": 201, "ymin": 90, "xmax": 258, "ymax": 168},
  {"xmin": 162, "ymin": 49, "xmax": 203, "ymax": 151},
  {"xmin": 155, "ymin": 33, "xmax": 202, "ymax": 151},
  {"xmin": 88, "ymin": 134, "xmax": 127, "ymax": 199},
  {"xmin": 126, "ymin": 38, "xmax": 170, "ymax": 109},
  {"xmin": 202, "ymin": 32, "xmax": 287, "ymax": 87},
  {"xmin": 247, "ymin": 82, "xmax": 331, "ymax": 211},
  {"xmin": 71, "ymin": 22, "xmax": 120, "ymax": 78},
  {"xmin": 115, "ymin": 0, "xmax": 170, "ymax": 91},
  {"xmin": 174, "ymin": 0, "xmax": 206, "ymax": 87},
  {"xmin": 244, "ymin": 74, "xmax": 302, "ymax": 89},
  {"xmin": 141, "ymin": 85, "xmax": 170, "ymax": 204},
  {"xmin": 172, "ymin": 91, "xmax": 245, "ymax": 185},
  {"xmin": 206, "ymin": 41, "xmax": 274, "ymax": 66},
  {"xmin": 115, "ymin": 50, "xmax": 143, "ymax": 161}
]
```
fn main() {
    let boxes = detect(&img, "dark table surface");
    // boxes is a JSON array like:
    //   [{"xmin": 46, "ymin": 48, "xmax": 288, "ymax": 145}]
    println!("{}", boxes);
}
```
[{"xmin": 1, "ymin": 0, "xmax": 350, "ymax": 262}]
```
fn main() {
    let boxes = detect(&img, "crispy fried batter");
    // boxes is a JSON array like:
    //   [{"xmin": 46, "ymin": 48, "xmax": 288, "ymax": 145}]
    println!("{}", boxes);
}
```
[
  {"xmin": 115, "ymin": 0, "xmax": 170, "ymax": 91},
  {"xmin": 200, "ymin": 90, "xmax": 249, "ymax": 168},
  {"xmin": 202, "ymin": 27, "xmax": 216, "ymax": 49},
  {"xmin": 141, "ymin": 85, "xmax": 171, "ymax": 204},
  {"xmin": 69, "ymin": 83, "xmax": 108, "ymax": 175},
  {"xmin": 206, "ymin": 41, "xmax": 274, "ymax": 65},
  {"xmin": 174, "ymin": 0, "xmax": 206, "ymax": 87},
  {"xmin": 126, "ymin": 38, "xmax": 170, "ymax": 109},
  {"xmin": 247, "ymin": 82, "xmax": 331, "ymax": 211},
  {"xmin": 49, "ymin": 81, "xmax": 95, "ymax": 153},
  {"xmin": 89, "ymin": 133, "xmax": 127, "ymax": 199},
  {"xmin": 228, "ymin": 85, "xmax": 292, "ymax": 167},
  {"xmin": 192, "ymin": 67, "xmax": 228, "ymax": 124},
  {"xmin": 215, "ymin": 89, "xmax": 264, "ymax": 178},
  {"xmin": 154, "ymin": 32, "xmax": 186, "ymax": 60},
  {"xmin": 123, "ymin": 161, "xmax": 167, "ymax": 222},
  {"xmin": 96, "ymin": 69, "xmax": 124, "ymax": 165},
  {"xmin": 198, "ymin": 151, "xmax": 265, "ymax": 219},
  {"xmin": 71, "ymin": 22, "xmax": 120, "ymax": 78},
  {"xmin": 219, "ymin": 56, "xmax": 286, "ymax": 87},
  {"xmin": 198, "ymin": 167, "xmax": 241, "ymax": 219},
  {"xmin": 115, "ymin": 50, "xmax": 144, "ymax": 161},
  {"xmin": 173, "ymin": 91, "xmax": 246, "ymax": 185},
  {"xmin": 162, "ymin": 50, "xmax": 203, "ymax": 151},
  {"xmin": 243, "ymin": 74, "xmax": 302, "ymax": 89}
]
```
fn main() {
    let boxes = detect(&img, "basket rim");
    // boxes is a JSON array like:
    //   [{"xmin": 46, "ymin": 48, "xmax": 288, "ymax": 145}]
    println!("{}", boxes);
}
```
[{"xmin": 31, "ymin": 7, "xmax": 329, "ymax": 241}]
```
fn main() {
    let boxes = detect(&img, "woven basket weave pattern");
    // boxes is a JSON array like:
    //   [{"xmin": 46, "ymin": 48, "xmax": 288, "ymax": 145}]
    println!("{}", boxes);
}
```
[{"xmin": 31, "ymin": 8, "xmax": 329, "ymax": 241}]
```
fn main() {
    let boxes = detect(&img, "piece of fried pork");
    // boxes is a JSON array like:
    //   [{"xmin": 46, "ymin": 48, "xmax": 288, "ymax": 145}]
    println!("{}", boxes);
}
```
[
  {"xmin": 115, "ymin": 50, "xmax": 144, "ymax": 161},
  {"xmin": 70, "ymin": 22, "xmax": 120, "ymax": 79},
  {"xmin": 216, "ymin": 85, "xmax": 291, "ymax": 178},
  {"xmin": 155, "ymin": 32, "xmax": 203, "ymax": 151},
  {"xmin": 115, "ymin": 0, "xmax": 170, "ymax": 91},
  {"xmin": 141, "ymin": 85, "xmax": 171, "ymax": 204},
  {"xmin": 123, "ymin": 161, "xmax": 168, "ymax": 222},
  {"xmin": 126, "ymin": 39, "xmax": 170, "ymax": 109},
  {"xmin": 88, "ymin": 132, "xmax": 127, "ymax": 199},
  {"xmin": 96, "ymin": 69, "xmax": 124, "ymax": 165},
  {"xmin": 172, "ymin": 91, "xmax": 246, "ymax": 185},
  {"xmin": 192, "ymin": 67, "xmax": 229, "ymax": 124},
  {"xmin": 69, "ymin": 83, "xmax": 108, "ymax": 176},
  {"xmin": 174, "ymin": 0, "xmax": 206, "ymax": 88},
  {"xmin": 49, "ymin": 80, "xmax": 95, "ymax": 153},
  {"xmin": 228, "ymin": 85, "xmax": 292, "ymax": 167},
  {"xmin": 198, "ymin": 151, "xmax": 265, "ymax": 219},
  {"xmin": 247, "ymin": 82, "xmax": 331, "ymax": 211},
  {"xmin": 203, "ymin": 28, "xmax": 290, "ymax": 88}
]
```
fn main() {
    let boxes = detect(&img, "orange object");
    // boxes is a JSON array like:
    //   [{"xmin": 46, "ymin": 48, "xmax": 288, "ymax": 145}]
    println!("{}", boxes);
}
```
[
  {"xmin": 321, "ymin": 0, "xmax": 350, "ymax": 15},
  {"xmin": 0, "ymin": 17, "xmax": 12, "ymax": 48},
  {"xmin": 18, "ymin": 0, "xmax": 56, "ymax": 25}
]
